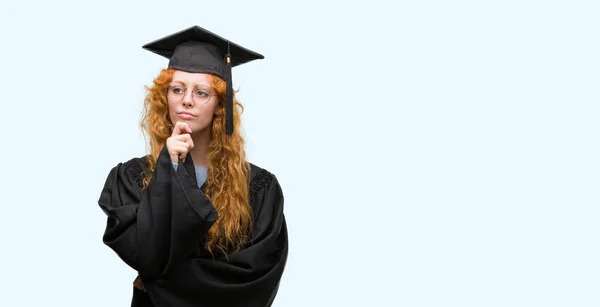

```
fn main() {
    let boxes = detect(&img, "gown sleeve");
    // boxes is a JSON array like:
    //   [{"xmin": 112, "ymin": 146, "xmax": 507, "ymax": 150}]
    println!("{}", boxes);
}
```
[
  {"xmin": 97, "ymin": 145, "xmax": 218, "ymax": 277},
  {"xmin": 220, "ymin": 170, "xmax": 288, "ymax": 306},
  {"xmin": 164, "ymin": 169, "xmax": 289, "ymax": 307}
]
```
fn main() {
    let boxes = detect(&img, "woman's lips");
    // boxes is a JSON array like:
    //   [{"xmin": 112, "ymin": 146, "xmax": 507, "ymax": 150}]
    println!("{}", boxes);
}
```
[{"xmin": 178, "ymin": 112, "xmax": 196, "ymax": 119}]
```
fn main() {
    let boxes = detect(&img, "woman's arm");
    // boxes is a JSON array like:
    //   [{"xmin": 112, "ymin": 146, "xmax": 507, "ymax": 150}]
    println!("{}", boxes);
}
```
[{"xmin": 98, "ymin": 144, "xmax": 218, "ymax": 277}]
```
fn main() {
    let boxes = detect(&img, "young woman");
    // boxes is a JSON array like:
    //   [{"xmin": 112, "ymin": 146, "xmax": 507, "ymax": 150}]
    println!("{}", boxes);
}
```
[{"xmin": 97, "ymin": 25, "xmax": 288, "ymax": 307}]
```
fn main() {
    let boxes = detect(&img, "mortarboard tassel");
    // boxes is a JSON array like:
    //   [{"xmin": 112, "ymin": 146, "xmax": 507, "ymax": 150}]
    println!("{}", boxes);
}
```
[{"xmin": 225, "ymin": 43, "xmax": 234, "ymax": 136}]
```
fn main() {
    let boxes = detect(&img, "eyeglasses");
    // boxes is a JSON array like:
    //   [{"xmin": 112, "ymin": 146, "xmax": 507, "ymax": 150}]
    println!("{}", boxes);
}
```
[{"xmin": 166, "ymin": 84, "xmax": 219, "ymax": 105}]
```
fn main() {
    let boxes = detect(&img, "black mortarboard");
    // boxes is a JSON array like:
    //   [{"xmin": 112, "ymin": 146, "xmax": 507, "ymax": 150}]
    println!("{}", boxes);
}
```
[{"xmin": 142, "ymin": 25, "xmax": 264, "ymax": 135}]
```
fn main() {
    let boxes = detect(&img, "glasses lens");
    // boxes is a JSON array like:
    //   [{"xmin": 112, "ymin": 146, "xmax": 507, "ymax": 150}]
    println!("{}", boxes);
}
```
[
  {"xmin": 192, "ymin": 87, "xmax": 213, "ymax": 105},
  {"xmin": 167, "ymin": 86, "xmax": 185, "ymax": 101}
]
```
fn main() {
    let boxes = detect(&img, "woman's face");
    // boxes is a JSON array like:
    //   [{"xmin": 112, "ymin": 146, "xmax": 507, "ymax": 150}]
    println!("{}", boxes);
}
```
[{"xmin": 167, "ymin": 70, "xmax": 220, "ymax": 134}]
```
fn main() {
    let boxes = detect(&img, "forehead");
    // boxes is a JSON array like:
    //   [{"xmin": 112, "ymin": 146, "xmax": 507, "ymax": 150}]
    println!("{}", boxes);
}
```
[{"xmin": 171, "ymin": 70, "xmax": 211, "ymax": 85}]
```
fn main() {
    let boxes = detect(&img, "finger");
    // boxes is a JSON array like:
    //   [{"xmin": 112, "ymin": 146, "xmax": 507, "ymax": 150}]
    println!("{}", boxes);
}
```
[
  {"xmin": 176, "ymin": 122, "xmax": 192, "ymax": 135},
  {"xmin": 133, "ymin": 276, "xmax": 142, "ymax": 289},
  {"xmin": 175, "ymin": 134, "xmax": 191, "ymax": 142},
  {"xmin": 172, "ymin": 122, "xmax": 190, "ymax": 137},
  {"xmin": 172, "ymin": 122, "xmax": 183, "ymax": 136},
  {"xmin": 173, "ymin": 144, "xmax": 191, "ymax": 153},
  {"xmin": 134, "ymin": 278, "xmax": 146, "ymax": 292},
  {"xmin": 175, "ymin": 134, "xmax": 195, "ymax": 148},
  {"xmin": 179, "ymin": 151, "xmax": 188, "ymax": 162},
  {"xmin": 183, "ymin": 123, "xmax": 192, "ymax": 134},
  {"xmin": 170, "ymin": 146, "xmax": 189, "ymax": 157},
  {"xmin": 182, "ymin": 122, "xmax": 192, "ymax": 133},
  {"xmin": 169, "ymin": 137, "xmax": 190, "ymax": 147}
]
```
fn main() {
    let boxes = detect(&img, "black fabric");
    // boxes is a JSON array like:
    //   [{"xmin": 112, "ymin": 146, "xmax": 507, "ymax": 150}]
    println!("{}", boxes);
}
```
[
  {"xmin": 142, "ymin": 25, "xmax": 264, "ymax": 74},
  {"xmin": 168, "ymin": 42, "xmax": 227, "ymax": 80},
  {"xmin": 98, "ymin": 145, "xmax": 288, "ymax": 307}
]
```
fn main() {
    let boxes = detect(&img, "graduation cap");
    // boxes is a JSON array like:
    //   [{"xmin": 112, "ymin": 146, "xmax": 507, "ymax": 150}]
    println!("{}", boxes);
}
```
[{"xmin": 142, "ymin": 25, "xmax": 264, "ymax": 135}]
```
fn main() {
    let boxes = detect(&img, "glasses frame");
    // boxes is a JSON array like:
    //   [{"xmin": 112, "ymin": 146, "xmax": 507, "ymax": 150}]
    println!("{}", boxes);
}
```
[{"xmin": 165, "ymin": 84, "xmax": 220, "ymax": 105}]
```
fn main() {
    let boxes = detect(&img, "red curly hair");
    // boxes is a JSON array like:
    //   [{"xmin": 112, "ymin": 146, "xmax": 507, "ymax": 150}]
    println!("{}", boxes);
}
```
[{"xmin": 139, "ymin": 68, "xmax": 252, "ymax": 256}]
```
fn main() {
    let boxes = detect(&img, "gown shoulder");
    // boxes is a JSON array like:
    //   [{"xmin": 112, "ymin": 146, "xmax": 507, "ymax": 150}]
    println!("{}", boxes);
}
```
[{"xmin": 247, "ymin": 162, "xmax": 279, "ymax": 201}]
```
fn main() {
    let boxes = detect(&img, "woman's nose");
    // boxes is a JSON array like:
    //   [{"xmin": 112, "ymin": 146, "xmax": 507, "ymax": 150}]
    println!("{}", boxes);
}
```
[{"xmin": 182, "ymin": 92, "xmax": 194, "ymax": 107}]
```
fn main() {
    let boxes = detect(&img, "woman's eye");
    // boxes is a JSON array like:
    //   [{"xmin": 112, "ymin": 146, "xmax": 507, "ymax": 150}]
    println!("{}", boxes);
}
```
[
  {"xmin": 195, "ymin": 90, "xmax": 209, "ymax": 97},
  {"xmin": 173, "ymin": 87, "xmax": 184, "ymax": 94}
]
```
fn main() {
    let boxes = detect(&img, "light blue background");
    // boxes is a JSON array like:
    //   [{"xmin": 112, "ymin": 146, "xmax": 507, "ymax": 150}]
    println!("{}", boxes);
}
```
[{"xmin": 0, "ymin": 0, "xmax": 598, "ymax": 306}]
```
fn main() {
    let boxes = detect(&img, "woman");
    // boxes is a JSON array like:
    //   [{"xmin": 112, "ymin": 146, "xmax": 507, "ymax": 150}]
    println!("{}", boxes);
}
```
[{"xmin": 97, "ymin": 26, "xmax": 288, "ymax": 307}]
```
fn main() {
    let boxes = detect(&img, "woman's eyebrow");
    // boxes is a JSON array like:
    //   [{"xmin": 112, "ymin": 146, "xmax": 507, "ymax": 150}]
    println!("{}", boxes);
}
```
[
  {"xmin": 170, "ymin": 80, "xmax": 186, "ymax": 86},
  {"xmin": 171, "ymin": 80, "xmax": 210, "ymax": 87}
]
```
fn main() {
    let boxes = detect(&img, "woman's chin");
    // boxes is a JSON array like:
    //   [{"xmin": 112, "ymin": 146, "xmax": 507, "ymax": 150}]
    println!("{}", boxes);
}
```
[{"xmin": 190, "ymin": 125, "xmax": 211, "ymax": 135}]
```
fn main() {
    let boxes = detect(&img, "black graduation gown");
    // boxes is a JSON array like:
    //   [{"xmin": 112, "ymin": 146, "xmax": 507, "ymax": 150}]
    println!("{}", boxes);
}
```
[{"xmin": 97, "ymin": 145, "xmax": 288, "ymax": 307}]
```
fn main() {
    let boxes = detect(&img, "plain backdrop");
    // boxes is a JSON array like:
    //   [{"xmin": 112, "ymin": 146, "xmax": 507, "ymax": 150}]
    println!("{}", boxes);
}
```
[{"xmin": 0, "ymin": 0, "xmax": 598, "ymax": 306}]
